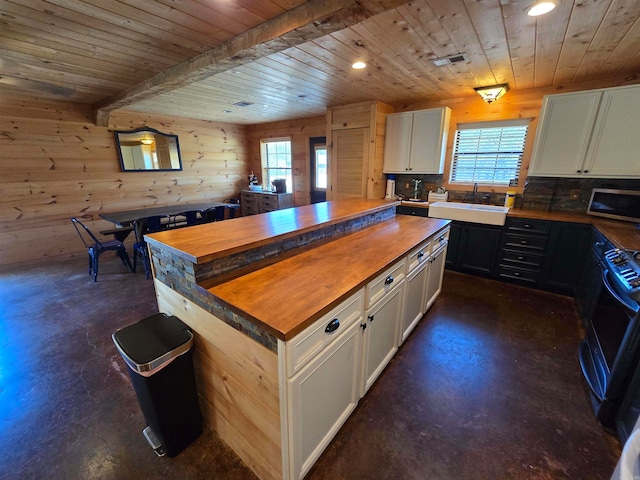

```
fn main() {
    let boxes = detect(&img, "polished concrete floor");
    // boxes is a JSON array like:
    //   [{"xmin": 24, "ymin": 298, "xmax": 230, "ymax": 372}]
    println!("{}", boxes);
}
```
[{"xmin": 0, "ymin": 254, "xmax": 621, "ymax": 479}]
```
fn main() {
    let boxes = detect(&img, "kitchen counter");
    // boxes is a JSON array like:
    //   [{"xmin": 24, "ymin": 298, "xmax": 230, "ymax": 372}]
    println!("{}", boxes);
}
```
[
  {"xmin": 144, "ymin": 199, "xmax": 451, "ymax": 480},
  {"xmin": 398, "ymin": 200, "xmax": 640, "ymax": 250}
]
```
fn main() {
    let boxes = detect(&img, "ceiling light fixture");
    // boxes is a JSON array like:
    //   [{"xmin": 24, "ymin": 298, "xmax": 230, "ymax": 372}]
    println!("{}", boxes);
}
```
[
  {"xmin": 474, "ymin": 84, "xmax": 510, "ymax": 104},
  {"xmin": 526, "ymin": 0, "xmax": 557, "ymax": 16},
  {"xmin": 351, "ymin": 61, "xmax": 367, "ymax": 69},
  {"xmin": 140, "ymin": 138, "xmax": 154, "ymax": 145}
]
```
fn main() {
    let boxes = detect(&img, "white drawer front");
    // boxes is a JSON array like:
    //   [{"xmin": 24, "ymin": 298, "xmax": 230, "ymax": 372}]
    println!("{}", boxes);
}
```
[
  {"xmin": 407, "ymin": 239, "xmax": 431, "ymax": 273},
  {"xmin": 286, "ymin": 289, "xmax": 364, "ymax": 377},
  {"xmin": 365, "ymin": 258, "xmax": 406, "ymax": 309},
  {"xmin": 432, "ymin": 226, "xmax": 450, "ymax": 249}
]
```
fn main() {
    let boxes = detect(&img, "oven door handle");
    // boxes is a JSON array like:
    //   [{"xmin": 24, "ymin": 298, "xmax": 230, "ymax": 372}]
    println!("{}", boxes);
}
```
[
  {"xmin": 579, "ymin": 339, "xmax": 604, "ymax": 403},
  {"xmin": 602, "ymin": 269, "xmax": 640, "ymax": 316}
]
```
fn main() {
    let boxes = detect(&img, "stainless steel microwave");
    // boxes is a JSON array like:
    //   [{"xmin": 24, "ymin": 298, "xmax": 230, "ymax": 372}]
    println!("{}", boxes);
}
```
[{"xmin": 587, "ymin": 188, "xmax": 640, "ymax": 223}]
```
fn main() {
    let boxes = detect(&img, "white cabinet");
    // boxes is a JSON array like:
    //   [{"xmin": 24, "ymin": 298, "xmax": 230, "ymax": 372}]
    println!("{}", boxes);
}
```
[
  {"xmin": 383, "ymin": 107, "xmax": 451, "ymax": 174},
  {"xmin": 424, "ymin": 243, "xmax": 447, "ymax": 312},
  {"xmin": 529, "ymin": 85, "xmax": 640, "ymax": 178},
  {"xmin": 361, "ymin": 283, "xmax": 404, "ymax": 395},
  {"xmin": 400, "ymin": 239, "xmax": 431, "ymax": 343},
  {"xmin": 287, "ymin": 319, "xmax": 362, "ymax": 480}
]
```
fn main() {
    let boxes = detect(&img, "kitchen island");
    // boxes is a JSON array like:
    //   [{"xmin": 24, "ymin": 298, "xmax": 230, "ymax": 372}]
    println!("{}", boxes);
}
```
[{"xmin": 145, "ymin": 199, "xmax": 450, "ymax": 480}]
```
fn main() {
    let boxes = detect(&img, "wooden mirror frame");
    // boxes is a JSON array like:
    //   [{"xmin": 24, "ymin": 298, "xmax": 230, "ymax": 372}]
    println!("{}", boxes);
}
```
[{"xmin": 114, "ymin": 127, "xmax": 183, "ymax": 172}]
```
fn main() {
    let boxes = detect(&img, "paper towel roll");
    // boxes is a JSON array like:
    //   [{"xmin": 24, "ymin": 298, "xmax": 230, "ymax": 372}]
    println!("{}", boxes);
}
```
[{"xmin": 385, "ymin": 179, "xmax": 396, "ymax": 199}]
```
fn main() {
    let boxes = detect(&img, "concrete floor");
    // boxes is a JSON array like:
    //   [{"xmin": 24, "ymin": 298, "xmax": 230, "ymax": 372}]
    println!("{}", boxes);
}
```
[{"xmin": 0, "ymin": 254, "xmax": 621, "ymax": 479}]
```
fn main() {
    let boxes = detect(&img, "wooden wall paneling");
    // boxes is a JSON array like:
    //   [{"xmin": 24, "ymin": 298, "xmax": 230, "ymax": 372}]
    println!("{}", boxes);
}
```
[
  {"xmin": 0, "ymin": 98, "xmax": 249, "ymax": 267},
  {"xmin": 246, "ymin": 115, "xmax": 326, "ymax": 206},
  {"xmin": 155, "ymin": 281, "xmax": 282, "ymax": 480},
  {"xmin": 370, "ymin": 101, "xmax": 394, "ymax": 199}
]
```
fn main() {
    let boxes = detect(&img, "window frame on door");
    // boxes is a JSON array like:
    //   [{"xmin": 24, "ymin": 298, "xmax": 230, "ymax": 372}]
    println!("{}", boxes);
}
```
[
  {"xmin": 260, "ymin": 137, "xmax": 292, "ymax": 193},
  {"xmin": 449, "ymin": 119, "xmax": 530, "ymax": 186}
]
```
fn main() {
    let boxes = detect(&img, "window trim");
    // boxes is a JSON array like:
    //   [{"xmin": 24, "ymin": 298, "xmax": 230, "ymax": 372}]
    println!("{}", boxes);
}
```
[{"xmin": 449, "ymin": 119, "xmax": 530, "ymax": 187}]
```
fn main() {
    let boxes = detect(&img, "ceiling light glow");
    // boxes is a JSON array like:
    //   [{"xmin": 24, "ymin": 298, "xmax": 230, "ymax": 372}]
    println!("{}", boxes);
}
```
[
  {"xmin": 351, "ymin": 61, "xmax": 367, "ymax": 70},
  {"xmin": 527, "ymin": 1, "xmax": 557, "ymax": 16}
]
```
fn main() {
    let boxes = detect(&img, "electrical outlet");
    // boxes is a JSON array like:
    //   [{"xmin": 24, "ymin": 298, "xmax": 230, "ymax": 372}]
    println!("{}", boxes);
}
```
[{"xmin": 570, "ymin": 189, "xmax": 580, "ymax": 199}]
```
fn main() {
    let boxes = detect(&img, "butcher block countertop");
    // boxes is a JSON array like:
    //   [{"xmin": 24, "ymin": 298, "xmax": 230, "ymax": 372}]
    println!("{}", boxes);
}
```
[
  {"xmin": 208, "ymin": 215, "xmax": 449, "ymax": 340},
  {"xmin": 145, "ymin": 198, "xmax": 400, "ymax": 264},
  {"xmin": 401, "ymin": 201, "xmax": 640, "ymax": 251}
]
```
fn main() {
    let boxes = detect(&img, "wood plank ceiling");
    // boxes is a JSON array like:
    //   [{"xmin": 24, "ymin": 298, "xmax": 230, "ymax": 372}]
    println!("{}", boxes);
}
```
[{"xmin": 2, "ymin": 0, "xmax": 640, "ymax": 125}]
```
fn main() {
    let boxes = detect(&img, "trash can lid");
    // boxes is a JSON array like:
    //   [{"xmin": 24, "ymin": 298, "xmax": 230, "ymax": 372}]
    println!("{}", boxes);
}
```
[{"xmin": 112, "ymin": 313, "xmax": 194, "ymax": 375}]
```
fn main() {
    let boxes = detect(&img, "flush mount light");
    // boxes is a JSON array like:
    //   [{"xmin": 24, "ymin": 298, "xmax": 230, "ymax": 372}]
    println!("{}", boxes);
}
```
[
  {"xmin": 140, "ymin": 138, "xmax": 153, "ymax": 145},
  {"xmin": 351, "ymin": 61, "xmax": 367, "ymax": 69},
  {"xmin": 526, "ymin": 0, "xmax": 557, "ymax": 16},
  {"xmin": 474, "ymin": 84, "xmax": 510, "ymax": 104}
]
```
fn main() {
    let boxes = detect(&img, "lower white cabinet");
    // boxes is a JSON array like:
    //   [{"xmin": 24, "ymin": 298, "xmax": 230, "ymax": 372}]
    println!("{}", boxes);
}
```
[
  {"xmin": 286, "ymin": 319, "xmax": 362, "ymax": 480},
  {"xmin": 401, "ymin": 260, "xmax": 429, "ymax": 343},
  {"xmin": 424, "ymin": 244, "xmax": 447, "ymax": 312},
  {"xmin": 360, "ymin": 283, "xmax": 404, "ymax": 395},
  {"xmin": 282, "ymin": 226, "xmax": 449, "ymax": 480}
]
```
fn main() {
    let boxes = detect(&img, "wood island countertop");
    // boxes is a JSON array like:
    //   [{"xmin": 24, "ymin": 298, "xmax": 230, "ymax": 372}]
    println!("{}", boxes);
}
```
[
  {"xmin": 145, "ymin": 198, "xmax": 399, "ymax": 264},
  {"xmin": 208, "ymin": 215, "xmax": 450, "ymax": 340}
]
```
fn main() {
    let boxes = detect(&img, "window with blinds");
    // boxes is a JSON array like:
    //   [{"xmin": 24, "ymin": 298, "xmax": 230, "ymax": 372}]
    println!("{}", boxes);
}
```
[
  {"xmin": 449, "ymin": 120, "xmax": 529, "ymax": 185},
  {"xmin": 261, "ymin": 138, "xmax": 292, "ymax": 193}
]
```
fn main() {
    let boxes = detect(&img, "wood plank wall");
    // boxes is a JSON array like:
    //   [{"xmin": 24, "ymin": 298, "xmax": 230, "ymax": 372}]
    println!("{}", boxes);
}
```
[
  {"xmin": 246, "ymin": 116, "xmax": 326, "ymax": 206},
  {"xmin": 0, "ymin": 95, "xmax": 248, "ymax": 268}
]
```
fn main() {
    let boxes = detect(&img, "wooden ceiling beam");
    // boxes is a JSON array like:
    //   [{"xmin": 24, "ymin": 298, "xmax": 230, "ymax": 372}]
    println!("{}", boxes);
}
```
[{"xmin": 94, "ymin": 0, "xmax": 411, "ymax": 126}]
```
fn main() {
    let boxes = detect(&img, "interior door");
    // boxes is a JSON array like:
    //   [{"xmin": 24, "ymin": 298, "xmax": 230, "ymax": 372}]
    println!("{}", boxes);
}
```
[
  {"xmin": 309, "ymin": 137, "xmax": 327, "ymax": 204},
  {"xmin": 329, "ymin": 127, "xmax": 369, "ymax": 200}
]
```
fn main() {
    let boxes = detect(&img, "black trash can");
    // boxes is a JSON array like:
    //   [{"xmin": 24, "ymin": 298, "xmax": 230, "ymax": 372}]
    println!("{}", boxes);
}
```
[{"xmin": 112, "ymin": 313, "xmax": 202, "ymax": 457}]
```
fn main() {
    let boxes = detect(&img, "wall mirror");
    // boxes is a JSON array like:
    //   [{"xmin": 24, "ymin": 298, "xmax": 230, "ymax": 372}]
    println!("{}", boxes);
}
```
[{"xmin": 114, "ymin": 127, "xmax": 183, "ymax": 171}]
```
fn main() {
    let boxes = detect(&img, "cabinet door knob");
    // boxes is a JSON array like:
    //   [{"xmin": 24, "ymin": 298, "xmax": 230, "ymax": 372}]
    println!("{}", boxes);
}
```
[
  {"xmin": 520, "ymin": 240, "xmax": 528, "ymax": 245},
  {"xmin": 518, "ymin": 256, "xmax": 525, "ymax": 260},
  {"xmin": 523, "ymin": 224, "xmax": 531, "ymax": 228},
  {"xmin": 384, "ymin": 275, "xmax": 394, "ymax": 285},
  {"xmin": 360, "ymin": 323, "xmax": 367, "ymax": 331},
  {"xmin": 584, "ymin": 170, "xmax": 589, "ymax": 173},
  {"xmin": 417, "ymin": 251, "xmax": 425, "ymax": 259},
  {"xmin": 514, "ymin": 272, "xmax": 521, "ymax": 277},
  {"xmin": 368, "ymin": 315, "xmax": 375, "ymax": 322},
  {"xmin": 577, "ymin": 170, "xmax": 582, "ymax": 173},
  {"xmin": 325, "ymin": 318, "xmax": 340, "ymax": 333}
]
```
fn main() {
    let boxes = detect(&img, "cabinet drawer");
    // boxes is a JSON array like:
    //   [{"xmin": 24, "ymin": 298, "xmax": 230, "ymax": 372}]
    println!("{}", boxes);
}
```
[
  {"xmin": 501, "ymin": 248, "xmax": 544, "ymax": 268},
  {"xmin": 242, "ymin": 194, "xmax": 258, "ymax": 207},
  {"xmin": 286, "ymin": 289, "xmax": 364, "ymax": 377},
  {"xmin": 506, "ymin": 218, "xmax": 551, "ymax": 235},
  {"xmin": 366, "ymin": 259, "xmax": 406, "ymax": 309},
  {"xmin": 497, "ymin": 264, "xmax": 539, "ymax": 284},
  {"xmin": 432, "ymin": 226, "xmax": 450, "ymax": 250},
  {"xmin": 259, "ymin": 195, "xmax": 279, "ymax": 209},
  {"xmin": 504, "ymin": 233, "xmax": 547, "ymax": 251},
  {"xmin": 243, "ymin": 205, "xmax": 259, "ymax": 216},
  {"xmin": 407, "ymin": 240, "xmax": 431, "ymax": 273}
]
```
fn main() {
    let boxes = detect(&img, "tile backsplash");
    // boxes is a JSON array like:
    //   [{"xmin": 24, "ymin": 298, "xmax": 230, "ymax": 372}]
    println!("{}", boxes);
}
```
[{"xmin": 390, "ymin": 174, "xmax": 640, "ymax": 213}]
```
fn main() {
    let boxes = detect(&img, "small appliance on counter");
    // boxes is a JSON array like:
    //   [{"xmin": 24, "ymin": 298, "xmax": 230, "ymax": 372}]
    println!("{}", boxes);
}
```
[{"xmin": 272, "ymin": 179, "xmax": 286, "ymax": 193}]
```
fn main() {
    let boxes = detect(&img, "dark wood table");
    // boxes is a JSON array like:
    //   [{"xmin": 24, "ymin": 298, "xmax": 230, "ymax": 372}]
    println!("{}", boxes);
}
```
[{"xmin": 99, "ymin": 201, "xmax": 239, "ymax": 240}]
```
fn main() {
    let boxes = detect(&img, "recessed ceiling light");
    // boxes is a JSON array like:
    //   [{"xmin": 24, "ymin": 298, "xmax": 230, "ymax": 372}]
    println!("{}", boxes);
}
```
[
  {"xmin": 352, "ymin": 61, "xmax": 367, "ymax": 70},
  {"xmin": 526, "ymin": 0, "xmax": 557, "ymax": 16}
]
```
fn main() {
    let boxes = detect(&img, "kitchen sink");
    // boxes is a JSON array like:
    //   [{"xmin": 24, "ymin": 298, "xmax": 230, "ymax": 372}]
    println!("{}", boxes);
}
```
[{"xmin": 427, "ymin": 202, "xmax": 511, "ymax": 226}]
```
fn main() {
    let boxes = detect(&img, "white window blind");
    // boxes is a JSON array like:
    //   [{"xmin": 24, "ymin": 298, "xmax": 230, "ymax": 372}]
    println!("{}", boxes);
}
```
[
  {"xmin": 450, "ymin": 120, "xmax": 529, "ymax": 185},
  {"xmin": 261, "ymin": 138, "xmax": 292, "ymax": 192}
]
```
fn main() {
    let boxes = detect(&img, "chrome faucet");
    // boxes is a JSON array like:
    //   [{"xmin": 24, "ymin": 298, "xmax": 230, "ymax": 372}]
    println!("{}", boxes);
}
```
[{"xmin": 471, "ymin": 182, "xmax": 478, "ymax": 204}]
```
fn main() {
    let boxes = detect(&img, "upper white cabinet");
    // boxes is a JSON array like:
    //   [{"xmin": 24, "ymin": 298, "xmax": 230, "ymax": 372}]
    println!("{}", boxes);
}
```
[
  {"xmin": 383, "ymin": 107, "xmax": 451, "ymax": 174},
  {"xmin": 529, "ymin": 85, "xmax": 640, "ymax": 177}
]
